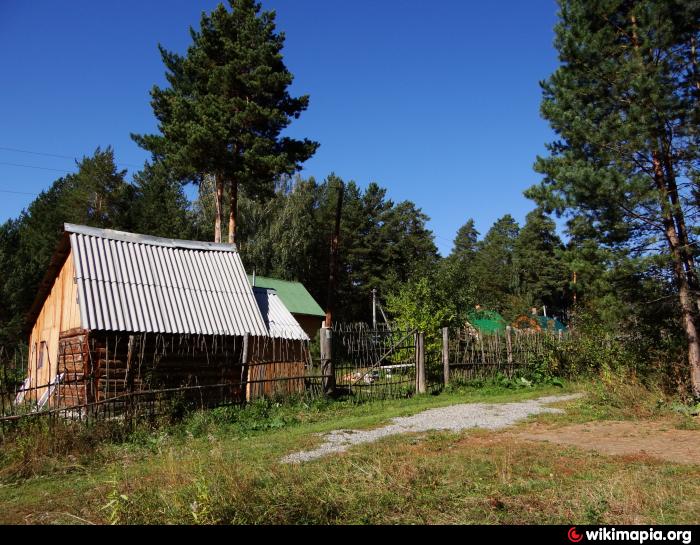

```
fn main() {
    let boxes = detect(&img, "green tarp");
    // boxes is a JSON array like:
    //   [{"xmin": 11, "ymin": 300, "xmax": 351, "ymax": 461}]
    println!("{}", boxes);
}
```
[{"xmin": 467, "ymin": 309, "xmax": 507, "ymax": 334}]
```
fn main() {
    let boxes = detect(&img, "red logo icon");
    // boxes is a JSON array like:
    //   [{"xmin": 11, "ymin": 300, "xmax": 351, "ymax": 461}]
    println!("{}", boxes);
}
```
[{"xmin": 568, "ymin": 527, "xmax": 583, "ymax": 543}]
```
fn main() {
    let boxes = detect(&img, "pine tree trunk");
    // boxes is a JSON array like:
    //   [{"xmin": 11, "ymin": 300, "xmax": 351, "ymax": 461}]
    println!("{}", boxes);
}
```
[
  {"xmin": 662, "ymin": 155, "xmax": 700, "ymax": 311},
  {"xmin": 214, "ymin": 173, "xmax": 224, "ymax": 243},
  {"xmin": 654, "ymin": 154, "xmax": 700, "ymax": 398},
  {"xmin": 670, "ymin": 238, "xmax": 700, "ymax": 399},
  {"xmin": 228, "ymin": 178, "xmax": 237, "ymax": 245}
]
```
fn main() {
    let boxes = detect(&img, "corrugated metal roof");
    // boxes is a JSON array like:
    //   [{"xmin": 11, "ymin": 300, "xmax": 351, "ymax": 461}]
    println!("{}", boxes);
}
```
[
  {"xmin": 253, "ymin": 287, "xmax": 310, "ymax": 341},
  {"xmin": 248, "ymin": 275, "xmax": 325, "ymax": 317},
  {"xmin": 66, "ymin": 224, "xmax": 268, "ymax": 337}
]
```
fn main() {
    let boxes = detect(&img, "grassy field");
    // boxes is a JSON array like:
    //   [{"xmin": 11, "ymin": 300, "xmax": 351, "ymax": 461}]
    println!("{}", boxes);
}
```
[{"xmin": 0, "ymin": 380, "xmax": 698, "ymax": 524}]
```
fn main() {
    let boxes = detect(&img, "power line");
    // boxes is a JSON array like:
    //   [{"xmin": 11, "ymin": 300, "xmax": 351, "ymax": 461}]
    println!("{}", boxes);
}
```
[
  {"xmin": 0, "ymin": 146, "xmax": 142, "ymax": 168},
  {"xmin": 0, "ymin": 146, "xmax": 77, "ymax": 160},
  {"xmin": 0, "ymin": 189, "xmax": 39, "ymax": 196},
  {"xmin": 0, "ymin": 162, "xmax": 73, "ymax": 173}
]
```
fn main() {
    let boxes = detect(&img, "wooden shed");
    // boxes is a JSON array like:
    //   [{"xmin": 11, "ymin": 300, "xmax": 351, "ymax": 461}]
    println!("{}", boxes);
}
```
[{"xmin": 21, "ymin": 223, "xmax": 311, "ymax": 412}]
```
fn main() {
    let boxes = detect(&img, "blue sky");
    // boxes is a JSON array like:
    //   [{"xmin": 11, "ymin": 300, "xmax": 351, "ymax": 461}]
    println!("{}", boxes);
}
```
[{"xmin": 0, "ymin": 0, "xmax": 560, "ymax": 255}]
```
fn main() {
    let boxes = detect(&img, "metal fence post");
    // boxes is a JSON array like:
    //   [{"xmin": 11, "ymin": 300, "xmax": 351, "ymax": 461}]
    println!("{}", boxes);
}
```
[
  {"xmin": 442, "ymin": 327, "xmax": 449, "ymax": 387},
  {"xmin": 321, "ymin": 326, "xmax": 335, "ymax": 396}
]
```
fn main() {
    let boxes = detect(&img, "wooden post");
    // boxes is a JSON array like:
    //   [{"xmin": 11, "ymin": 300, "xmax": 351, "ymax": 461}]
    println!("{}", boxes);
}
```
[
  {"xmin": 442, "ymin": 327, "xmax": 449, "ymax": 387},
  {"xmin": 125, "ymin": 334, "xmax": 136, "ymax": 421},
  {"xmin": 415, "ymin": 331, "xmax": 426, "ymax": 394},
  {"xmin": 241, "ymin": 333, "xmax": 250, "ymax": 403},
  {"xmin": 479, "ymin": 332, "xmax": 485, "ymax": 366},
  {"xmin": 505, "ymin": 326, "xmax": 513, "ymax": 367},
  {"xmin": 415, "ymin": 332, "xmax": 419, "ymax": 393},
  {"xmin": 320, "ymin": 326, "xmax": 335, "ymax": 396},
  {"xmin": 324, "ymin": 181, "xmax": 344, "ymax": 328}
]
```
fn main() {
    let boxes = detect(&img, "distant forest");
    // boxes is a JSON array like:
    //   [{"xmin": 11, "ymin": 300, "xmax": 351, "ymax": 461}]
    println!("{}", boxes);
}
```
[{"xmin": 0, "ymin": 147, "xmax": 575, "ymax": 344}]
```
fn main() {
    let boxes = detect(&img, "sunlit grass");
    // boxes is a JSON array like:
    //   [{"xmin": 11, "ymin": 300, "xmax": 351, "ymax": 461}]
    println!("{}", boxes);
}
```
[{"xmin": 0, "ymin": 380, "xmax": 697, "ymax": 524}]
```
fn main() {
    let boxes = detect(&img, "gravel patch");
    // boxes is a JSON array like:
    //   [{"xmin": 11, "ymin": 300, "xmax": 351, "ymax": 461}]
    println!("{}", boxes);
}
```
[{"xmin": 282, "ymin": 393, "xmax": 583, "ymax": 463}]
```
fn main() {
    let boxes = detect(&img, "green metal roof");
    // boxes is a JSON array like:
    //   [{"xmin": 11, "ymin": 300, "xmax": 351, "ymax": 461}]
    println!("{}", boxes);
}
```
[
  {"xmin": 247, "ymin": 275, "xmax": 325, "ymax": 317},
  {"xmin": 467, "ymin": 309, "xmax": 507, "ymax": 334},
  {"xmin": 535, "ymin": 315, "xmax": 567, "ymax": 332}
]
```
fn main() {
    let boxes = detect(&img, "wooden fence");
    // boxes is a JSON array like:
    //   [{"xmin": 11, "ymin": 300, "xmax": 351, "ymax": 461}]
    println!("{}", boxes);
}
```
[
  {"xmin": 1, "ymin": 322, "xmax": 569, "ymax": 428},
  {"xmin": 0, "ymin": 332, "xmax": 328, "ymax": 427},
  {"xmin": 441, "ymin": 325, "xmax": 565, "ymax": 384}
]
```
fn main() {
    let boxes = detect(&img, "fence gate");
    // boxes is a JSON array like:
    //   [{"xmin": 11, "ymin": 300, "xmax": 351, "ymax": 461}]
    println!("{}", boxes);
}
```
[{"xmin": 331, "ymin": 323, "xmax": 417, "ymax": 399}]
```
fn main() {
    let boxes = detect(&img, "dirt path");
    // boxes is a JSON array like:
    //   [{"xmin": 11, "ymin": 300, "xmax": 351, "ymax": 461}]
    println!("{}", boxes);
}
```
[
  {"xmin": 513, "ymin": 420, "xmax": 700, "ymax": 465},
  {"xmin": 282, "ymin": 393, "xmax": 583, "ymax": 463}
]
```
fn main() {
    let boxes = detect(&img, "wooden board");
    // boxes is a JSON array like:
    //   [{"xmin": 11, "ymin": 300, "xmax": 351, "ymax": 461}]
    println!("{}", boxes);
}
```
[{"xmin": 26, "ymin": 249, "xmax": 81, "ymax": 402}]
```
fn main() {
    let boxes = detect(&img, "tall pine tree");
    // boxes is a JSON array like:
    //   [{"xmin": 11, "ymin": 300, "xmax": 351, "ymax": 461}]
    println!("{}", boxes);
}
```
[
  {"xmin": 469, "ymin": 215, "xmax": 520, "ymax": 314},
  {"xmin": 513, "ymin": 208, "xmax": 567, "ymax": 316},
  {"xmin": 450, "ymin": 218, "xmax": 480, "ymax": 264},
  {"xmin": 527, "ymin": 0, "xmax": 700, "ymax": 396},
  {"xmin": 133, "ymin": 0, "xmax": 319, "ymax": 244}
]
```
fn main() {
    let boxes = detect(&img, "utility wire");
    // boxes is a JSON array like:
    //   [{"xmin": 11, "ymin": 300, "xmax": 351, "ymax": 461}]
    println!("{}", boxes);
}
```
[
  {"xmin": 0, "ymin": 189, "xmax": 39, "ymax": 195},
  {"xmin": 0, "ymin": 162, "xmax": 72, "ymax": 173},
  {"xmin": 0, "ymin": 146, "xmax": 141, "ymax": 168},
  {"xmin": 0, "ymin": 146, "xmax": 78, "ymax": 160}
]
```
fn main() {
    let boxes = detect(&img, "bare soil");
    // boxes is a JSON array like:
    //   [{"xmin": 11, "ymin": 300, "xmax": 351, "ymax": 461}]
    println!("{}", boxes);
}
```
[{"xmin": 513, "ymin": 420, "xmax": 700, "ymax": 465}]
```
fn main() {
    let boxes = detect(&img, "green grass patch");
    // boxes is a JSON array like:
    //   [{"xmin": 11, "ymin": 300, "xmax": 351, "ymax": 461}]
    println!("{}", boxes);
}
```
[{"xmin": 0, "ymin": 379, "xmax": 697, "ymax": 525}]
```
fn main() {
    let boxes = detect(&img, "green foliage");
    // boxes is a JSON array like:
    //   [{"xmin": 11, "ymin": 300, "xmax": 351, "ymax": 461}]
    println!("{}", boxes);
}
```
[
  {"xmin": 529, "ymin": 0, "xmax": 700, "ymax": 243},
  {"xmin": 451, "ymin": 218, "xmax": 479, "ymax": 260},
  {"xmin": 102, "ymin": 477, "xmax": 131, "ymax": 525},
  {"xmin": 0, "ymin": 148, "xmax": 135, "ymax": 352},
  {"xmin": 133, "ymin": 0, "xmax": 319, "ymax": 239},
  {"xmin": 386, "ymin": 277, "xmax": 454, "ymax": 334},
  {"xmin": 386, "ymin": 275, "xmax": 454, "ymax": 363},
  {"xmin": 543, "ymin": 306, "xmax": 686, "ymax": 398},
  {"xmin": 469, "ymin": 214, "xmax": 520, "ymax": 315},
  {"xmin": 130, "ymin": 161, "xmax": 194, "ymax": 239},
  {"xmin": 181, "ymin": 398, "xmax": 303, "ymax": 438},
  {"xmin": 208, "ymin": 173, "xmax": 440, "ymax": 322},
  {"xmin": 526, "ymin": 0, "xmax": 700, "ymax": 394},
  {"xmin": 513, "ymin": 208, "xmax": 568, "ymax": 316}
]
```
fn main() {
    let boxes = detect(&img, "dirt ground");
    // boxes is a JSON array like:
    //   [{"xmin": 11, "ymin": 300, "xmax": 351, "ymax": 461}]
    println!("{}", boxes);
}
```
[{"xmin": 513, "ymin": 420, "xmax": 700, "ymax": 465}]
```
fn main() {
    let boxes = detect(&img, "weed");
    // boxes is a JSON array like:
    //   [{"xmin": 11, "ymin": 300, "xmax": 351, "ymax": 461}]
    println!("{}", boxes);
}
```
[{"xmin": 102, "ymin": 476, "xmax": 130, "ymax": 525}]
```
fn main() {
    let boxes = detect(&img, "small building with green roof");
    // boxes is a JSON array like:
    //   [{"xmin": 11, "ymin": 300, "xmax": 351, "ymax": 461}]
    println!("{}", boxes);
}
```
[
  {"xmin": 248, "ymin": 275, "xmax": 325, "ymax": 340},
  {"xmin": 466, "ymin": 309, "xmax": 508, "ymax": 334}
]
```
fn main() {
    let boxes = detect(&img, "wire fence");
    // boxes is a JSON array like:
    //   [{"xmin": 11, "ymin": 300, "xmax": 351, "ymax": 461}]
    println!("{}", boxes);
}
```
[{"xmin": 331, "ymin": 323, "xmax": 416, "ymax": 400}]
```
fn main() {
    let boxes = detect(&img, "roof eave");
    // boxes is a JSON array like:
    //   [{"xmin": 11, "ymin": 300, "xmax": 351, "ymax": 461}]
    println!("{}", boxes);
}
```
[
  {"xmin": 23, "ymin": 230, "xmax": 71, "ymax": 336},
  {"xmin": 64, "ymin": 223, "xmax": 238, "ymax": 252}
]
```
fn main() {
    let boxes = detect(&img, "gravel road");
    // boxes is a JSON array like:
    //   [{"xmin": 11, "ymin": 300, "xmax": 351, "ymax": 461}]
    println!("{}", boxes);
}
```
[{"xmin": 282, "ymin": 393, "xmax": 583, "ymax": 463}]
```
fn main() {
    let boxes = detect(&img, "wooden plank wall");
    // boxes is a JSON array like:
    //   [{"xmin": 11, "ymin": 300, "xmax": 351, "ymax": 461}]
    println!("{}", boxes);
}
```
[
  {"xmin": 26, "ymin": 250, "xmax": 81, "ymax": 401},
  {"xmin": 246, "ymin": 336, "xmax": 308, "ymax": 400}
]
